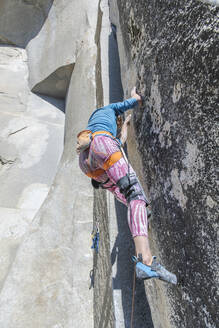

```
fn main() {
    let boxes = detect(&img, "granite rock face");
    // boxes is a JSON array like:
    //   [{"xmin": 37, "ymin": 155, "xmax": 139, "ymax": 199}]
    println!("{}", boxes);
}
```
[
  {"xmin": 0, "ymin": 43, "xmax": 65, "ymax": 303},
  {"xmin": 0, "ymin": 46, "xmax": 65, "ymax": 210},
  {"xmin": 27, "ymin": 0, "xmax": 99, "ymax": 99},
  {"xmin": 1, "ymin": 0, "xmax": 218, "ymax": 327},
  {"xmin": 0, "ymin": 0, "xmax": 98, "ymax": 327},
  {"xmin": 110, "ymin": 0, "xmax": 218, "ymax": 327}
]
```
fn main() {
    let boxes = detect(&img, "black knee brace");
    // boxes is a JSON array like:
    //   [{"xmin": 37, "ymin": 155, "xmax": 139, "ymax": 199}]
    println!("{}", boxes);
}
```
[{"xmin": 117, "ymin": 173, "xmax": 143, "ymax": 203}]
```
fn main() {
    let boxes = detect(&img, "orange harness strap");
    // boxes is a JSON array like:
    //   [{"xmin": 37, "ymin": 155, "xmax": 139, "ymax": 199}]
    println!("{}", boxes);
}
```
[
  {"xmin": 102, "ymin": 151, "xmax": 122, "ymax": 170},
  {"xmin": 92, "ymin": 131, "xmax": 114, "ymax": 138},
  {"xmin": 85, "ymin": 131, "xmax": 122, "ymax": 179},
  {"xmin": 86, "ymin": 168, "xmax": 105, "ymax": 179},
  {"xmin": 86, "ymin": 151, "xmax": 123, "ymax": 179}
]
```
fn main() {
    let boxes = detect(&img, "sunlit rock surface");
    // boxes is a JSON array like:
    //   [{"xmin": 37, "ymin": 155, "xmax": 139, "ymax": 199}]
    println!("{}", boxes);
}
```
[
  {"xmin": 26, "ymin": 0, "xmax": 99, "ymax": 99},
  {"xmin": 0, "ymin": 43, "xmax": 65, "ymax": 308},
  {"xmin": 0, "ymin": 0, "xmax": 98, "ymax": 326},
  {"xmin": 0, "ymin": 47, "xmax": 64, "ymax": 209},
  {"xmin": 0, "ymin": 0, "xmax": 53, "ymax": 47}
]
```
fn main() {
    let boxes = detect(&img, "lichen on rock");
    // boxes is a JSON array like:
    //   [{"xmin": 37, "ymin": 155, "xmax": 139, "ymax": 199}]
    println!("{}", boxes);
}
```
[{"xmin": 110, "ymin": 0, "xmax": 218, "ymax": 327}]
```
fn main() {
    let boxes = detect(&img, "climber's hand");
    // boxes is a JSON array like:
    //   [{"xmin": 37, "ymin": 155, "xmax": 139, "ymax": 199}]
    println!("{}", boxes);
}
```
[{"xmin": 131, "ymin": 86, "xmax": 142, "ymax": 107}]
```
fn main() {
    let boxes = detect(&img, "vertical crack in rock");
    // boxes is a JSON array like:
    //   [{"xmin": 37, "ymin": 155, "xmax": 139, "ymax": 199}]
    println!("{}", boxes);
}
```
[
  {"xmin": 93, "ymin": 1, "xmax": 115, "ymax": 327},
  {"xmin": 95, "ymin": 1, "xmax": 104, "ymax": 109}
]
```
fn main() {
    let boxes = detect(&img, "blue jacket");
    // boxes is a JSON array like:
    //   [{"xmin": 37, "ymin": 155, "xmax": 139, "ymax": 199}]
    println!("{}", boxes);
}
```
[{"xmin": 86, "ymin": 98, "xmax": 138, "ymax": 137}]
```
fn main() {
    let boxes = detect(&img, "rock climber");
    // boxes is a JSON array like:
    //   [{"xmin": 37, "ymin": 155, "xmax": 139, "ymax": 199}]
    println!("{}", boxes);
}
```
[{"xmin": 77, "ymin": 87, "xmax": 177, "ymax": 284}]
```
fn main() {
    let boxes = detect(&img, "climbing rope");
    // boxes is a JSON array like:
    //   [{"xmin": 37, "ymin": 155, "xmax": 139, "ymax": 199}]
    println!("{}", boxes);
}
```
[
  {"xmin": 131, "ymin": 265, "xmax": 136, "ymax": 328},
  {"xmin": 121, "ymin": 145, "xmax": 136, "ymax": 327}
]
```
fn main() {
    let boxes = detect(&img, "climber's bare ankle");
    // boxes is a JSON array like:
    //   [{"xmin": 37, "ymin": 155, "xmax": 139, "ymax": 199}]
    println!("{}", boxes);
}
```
[
  {"xmin": 142, "ymin": 256, "xmax": 153, "ymax": 266},
  {"xmin": 134, "ymin": 235, "xmax": 153, "ymax": 266}
]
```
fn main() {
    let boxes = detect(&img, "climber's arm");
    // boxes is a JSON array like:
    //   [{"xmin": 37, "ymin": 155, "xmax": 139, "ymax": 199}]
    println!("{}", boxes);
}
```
[
  {"xmin": 110, "ymin": 87, "xmax": 142, "ymax": 115},
  {"xmin": 120, "ymin": 114, "xmax": 132, "ymax": 145}
]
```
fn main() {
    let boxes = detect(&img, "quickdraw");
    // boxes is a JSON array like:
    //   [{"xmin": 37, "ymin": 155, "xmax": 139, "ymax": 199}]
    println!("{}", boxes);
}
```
[{"xmin": 91, "ymin": 228, "xmax": 99, "ymax": 253}]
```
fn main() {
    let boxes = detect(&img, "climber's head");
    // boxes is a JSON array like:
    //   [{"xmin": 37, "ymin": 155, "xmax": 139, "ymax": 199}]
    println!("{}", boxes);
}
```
[{"xmin": 76, "ymin": 130, "xmax": 92, "ymax": 154}]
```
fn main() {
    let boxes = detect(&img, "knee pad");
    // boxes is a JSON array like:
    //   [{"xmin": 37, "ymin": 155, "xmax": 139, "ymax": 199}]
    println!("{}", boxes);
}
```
[{"xmin": 117, "ymin": 173, "xmax": 143, "ymax": 203}]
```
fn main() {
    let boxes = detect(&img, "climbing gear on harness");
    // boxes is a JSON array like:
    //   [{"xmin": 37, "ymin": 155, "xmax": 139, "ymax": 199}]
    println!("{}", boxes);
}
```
[
  {"xmin": 132, "ymin": 254, "xmax": 177, "ymax": 284},
  {"xmin": 117, "ymin": 173, "xmax": 143, "ymax": 203},
  {"xmin": 85, "ymin": 131, "xmax": 123, "ymax": 179},
  {"xmin": 91, "ymin": 178, "xmax": 115, "ymax": 189},
  {"xmin": 91, "ymin": 227, "xmax": 99, "ymax": 253},
  {"xmin": 89, "ymin": 269, "xmax": 94, "ymax": 289},
  {"xmin": 76, "ymin": 130, "xmax": 92, "ymax": 154}
]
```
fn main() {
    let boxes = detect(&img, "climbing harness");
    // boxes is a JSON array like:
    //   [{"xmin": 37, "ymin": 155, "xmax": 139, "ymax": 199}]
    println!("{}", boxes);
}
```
[
  {"xmin": 86, "ymin": 130, "xmax": 150, "ymax": 207},
  {"xmin": 91, "ymin": 130, "xmax": 121, "ymax": 144},
  {"xmin": 85, "ymin": 131, "xmax": 123, "ymax": 179},
  {"xmin": 86, "ymin": 149, "xmax": 122, "ymax": 179}
]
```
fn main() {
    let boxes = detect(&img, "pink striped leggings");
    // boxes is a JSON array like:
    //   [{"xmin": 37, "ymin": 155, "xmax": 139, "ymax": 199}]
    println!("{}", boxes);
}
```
[{"xmin": 79, "ymin": 135, "xmax": 148, "ymax": 237}]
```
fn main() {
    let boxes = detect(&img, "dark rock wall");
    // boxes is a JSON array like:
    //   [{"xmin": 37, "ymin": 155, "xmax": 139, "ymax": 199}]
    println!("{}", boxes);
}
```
[{"xmin": 114, "ymin": 1, "xmax": 218, "ymax": 327}]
